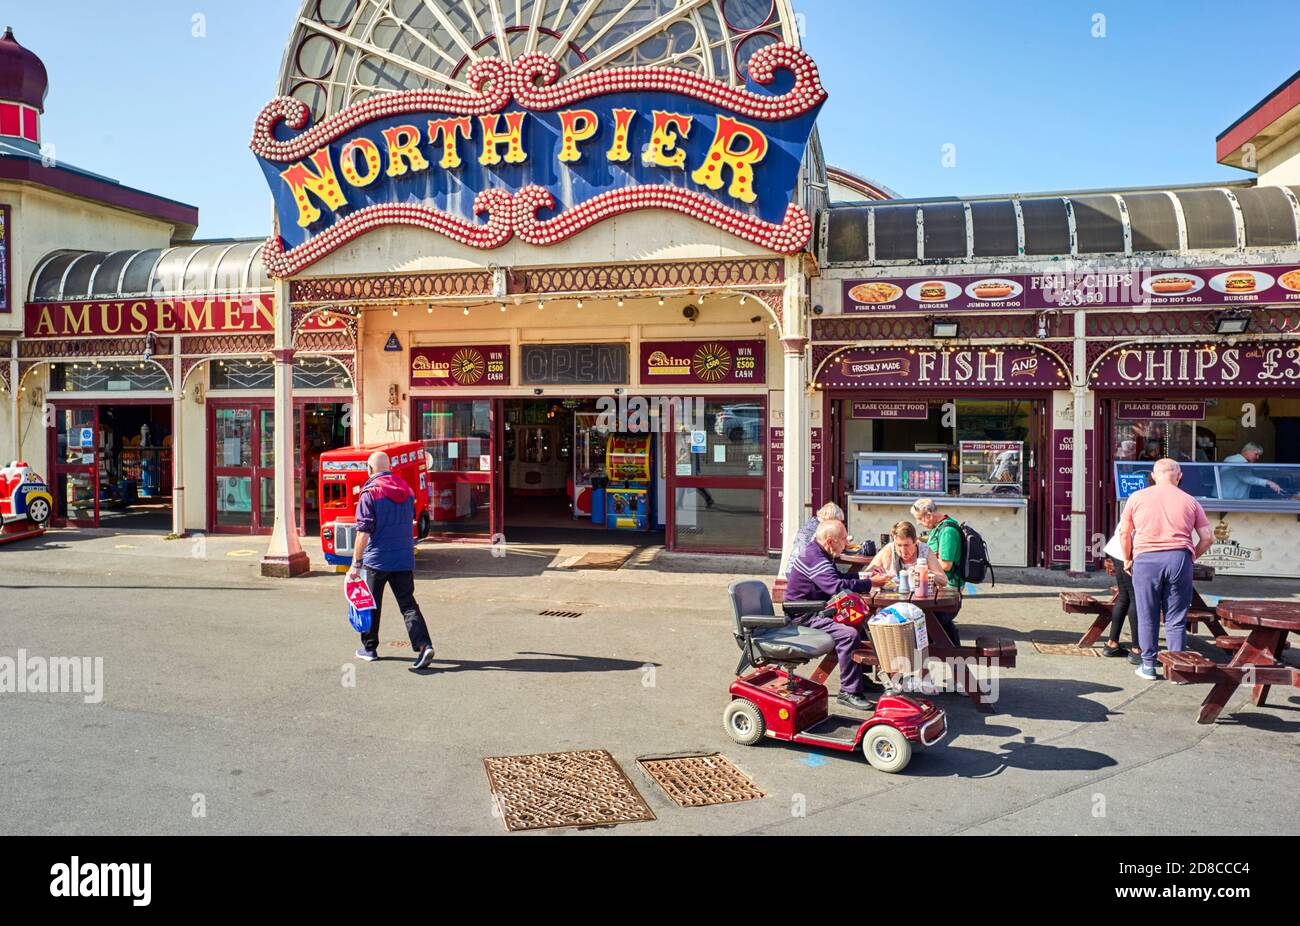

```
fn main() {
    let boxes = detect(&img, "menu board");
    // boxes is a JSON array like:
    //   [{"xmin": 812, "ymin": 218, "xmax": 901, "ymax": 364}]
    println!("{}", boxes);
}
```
[
  {"xmin": 0, "ymin": 205, "xmax": 9, "ymax": 314},
  {"xmin": 1051, "ymin": 430, "xmax": 1094, "ymax": 566},
  {"xmin": 843, "ymin": 264, "xmax": 1300, "ymax": 314},
  {"xmin": 768, "ymin": 427, "xmax": 784, "ymax": 552}
]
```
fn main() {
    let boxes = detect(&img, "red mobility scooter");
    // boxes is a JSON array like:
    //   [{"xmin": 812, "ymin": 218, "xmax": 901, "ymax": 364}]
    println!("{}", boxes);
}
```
[{"xmin": 724, "ymin": 580, "xmax": 946, "ymax": 773}]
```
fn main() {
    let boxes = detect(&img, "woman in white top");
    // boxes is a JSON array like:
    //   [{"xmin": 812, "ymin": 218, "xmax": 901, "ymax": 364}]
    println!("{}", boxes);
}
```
[{"xmin": 865, "ymin": 520, "xmax": 948, "ymax": 588}]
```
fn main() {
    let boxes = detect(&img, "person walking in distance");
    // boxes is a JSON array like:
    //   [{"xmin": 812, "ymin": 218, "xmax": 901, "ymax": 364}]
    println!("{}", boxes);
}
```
[
  {"xmin": 1120, "ymin": 458, "xmax": 1214, "ymax": 681},
  {"xmin": 348, "ymin": 450, "xmax": 436, "ymax": 669}
]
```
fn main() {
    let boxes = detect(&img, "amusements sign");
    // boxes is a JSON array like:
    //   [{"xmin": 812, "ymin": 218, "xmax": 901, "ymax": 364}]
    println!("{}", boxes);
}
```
[
  {"xmin": 818, "ymin": 346, "xmax": 1066, "ymax": 389},
  {"xmin": 410, "ymin": 345, "xmax": 509, "ymax": 387},
  {"xmin": 0, "ymin": 205, "xmax": 9, "ymax": 314},
  {"xmin": 251, "ymin": 45, "xmax": 826, "ymax": 276},
  {"xmin": 843, "ymin": 264, "xmax": 1300, "ymax": 314},
  {"xmin": 19, "ymin": 293, "xmax": 340, "ymax": 338},
  {"xmin": 1092, "ymin": 342, "xmax": 1300, "ymax": 388},
  {"xmin": 639, "ymin": 339, "xmax": 765, "ymax": 386}
]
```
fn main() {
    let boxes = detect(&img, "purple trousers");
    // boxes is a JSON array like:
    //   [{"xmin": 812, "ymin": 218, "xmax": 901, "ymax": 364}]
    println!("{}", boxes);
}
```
[
  {"xmin": 797, "ymin": 612, "xmax": 866, "ymax": 695},
  {"xmin": 1131, "ymin": 549, "xmax": 1193, "ymax": 669}
]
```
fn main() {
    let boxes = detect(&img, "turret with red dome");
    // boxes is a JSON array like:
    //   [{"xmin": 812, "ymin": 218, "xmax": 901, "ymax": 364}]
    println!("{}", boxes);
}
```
[{"xmin": 0, "ymin": 25, "xmax": 47, "ymax": 147}]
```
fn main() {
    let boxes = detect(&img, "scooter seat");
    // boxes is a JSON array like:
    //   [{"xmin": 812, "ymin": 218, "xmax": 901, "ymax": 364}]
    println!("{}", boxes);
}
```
[{"xmin": 752, "ymin": 624, "xmax": 836, "ymax": 661}]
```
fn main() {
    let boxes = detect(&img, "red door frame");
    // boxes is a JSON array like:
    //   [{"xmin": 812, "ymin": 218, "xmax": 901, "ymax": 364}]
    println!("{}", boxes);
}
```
[
  {"xmin": 665, "ymin": 395, "xmax": 768, "ymax": 555},
  {"xmin": 207, "ymin": 398, "xmax": 335, "ymax": 535},
  {"xmin": 821, "ymin": 389, "xmax": 1053, "ymax": 567},
  {"xmin": 409, "ymin": 395, "xmax": 497, "ymax": 542},
  {"xmin": 47, "ymin": 398, "xmax": 173, "ymax": 528}
]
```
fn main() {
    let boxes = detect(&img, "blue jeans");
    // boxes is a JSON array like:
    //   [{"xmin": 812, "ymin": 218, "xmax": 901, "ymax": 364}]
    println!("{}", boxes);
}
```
[{"xmin": 1132, "ymin": 550, "xmax": 1193, "ymax": 668}]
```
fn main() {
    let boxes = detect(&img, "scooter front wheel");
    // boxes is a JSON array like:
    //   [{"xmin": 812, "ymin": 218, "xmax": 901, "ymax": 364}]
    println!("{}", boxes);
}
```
[
  {"xmin": 862, "ymin": 725, "xmax": 912, "ymax": 773},
  {"xmin": 723, "ymin": 699, "xmax": 765, "ymax": 746}
]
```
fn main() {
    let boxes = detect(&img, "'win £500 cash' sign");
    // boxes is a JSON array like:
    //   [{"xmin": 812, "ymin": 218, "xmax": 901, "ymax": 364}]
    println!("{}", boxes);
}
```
[{"xmin": 250, "ymin": 46, "xmax": 825, "ymax": 276}]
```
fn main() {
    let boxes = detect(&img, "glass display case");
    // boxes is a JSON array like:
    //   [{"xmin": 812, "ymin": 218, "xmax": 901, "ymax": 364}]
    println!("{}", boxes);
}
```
[
  {"xmin": 852, "ymin": 452, "xmax": 946, "ymax": 496},
  {"xmin": 959, "ymin": 440, "xmax": 1025, "ymax": 497},
  {"xmin": 1115, "ymin": 461, "xmax": 1300, "ymax": 509}
]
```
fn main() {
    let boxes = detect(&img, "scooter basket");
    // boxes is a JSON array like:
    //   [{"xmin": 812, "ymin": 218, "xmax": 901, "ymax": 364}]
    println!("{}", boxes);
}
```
[{"xmin": 868, "ymin": 620, "xmax": 917, "ymax": 676}]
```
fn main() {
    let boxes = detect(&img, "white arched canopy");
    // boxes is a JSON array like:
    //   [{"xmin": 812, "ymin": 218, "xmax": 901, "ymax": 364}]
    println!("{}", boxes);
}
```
[{"xmin": 277, "ymin": 0, "xmax": 802, "ymax": 124}]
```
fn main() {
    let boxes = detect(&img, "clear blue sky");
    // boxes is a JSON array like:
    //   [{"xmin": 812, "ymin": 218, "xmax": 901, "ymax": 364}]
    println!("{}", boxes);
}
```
[{"xmin": 6, "ymin": 1, "xmax": 1297, "ymax": 238}]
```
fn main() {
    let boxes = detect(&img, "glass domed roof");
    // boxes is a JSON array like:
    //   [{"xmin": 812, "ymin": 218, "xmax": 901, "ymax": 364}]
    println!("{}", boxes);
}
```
[{"xmin": 276, "ymin": 0, "xmax": 801, "ymax": 124}]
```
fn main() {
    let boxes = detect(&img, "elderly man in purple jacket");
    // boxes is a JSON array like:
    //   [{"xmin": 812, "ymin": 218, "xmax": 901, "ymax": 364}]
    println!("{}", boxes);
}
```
[
  {"xmin": 785, "ymin": 519, "xmax": 878, "ymax": 709},
  {"xmin": 347, "ymin": 450, "xmax": 436, "ymax": 668}
]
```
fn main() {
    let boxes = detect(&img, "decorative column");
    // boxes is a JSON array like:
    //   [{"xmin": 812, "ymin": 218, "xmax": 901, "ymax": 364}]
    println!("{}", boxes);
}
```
[
  {"xmin": 171, "ymin": 350, "xmax": 185, "ymax": 535},
  {"xmin": 8, "ymin": 339, "xmax": 17, "ymax": 461},
  {"xmin": 778, "ymin": 255, "xmax": 809, "ymax": 574},
  {"xmin": 261, "ymin": 278, "xmax": 309, "ymax": 577},
  {"xmin": 1069, "ymin": 309, "xmax": 1089, "ymax": 576}
]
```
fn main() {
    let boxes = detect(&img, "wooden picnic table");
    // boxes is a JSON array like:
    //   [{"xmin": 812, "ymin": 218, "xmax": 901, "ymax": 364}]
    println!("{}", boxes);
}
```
[
  {"xmin": 1059, "ymin": 561, "xmax": 1224, "ymax": 649},
  {"xmin": 805, "ymin": 585, "xmax": 1016, "ymax": 714},
  {"xmin": 1159, "ymin": 599, "xmax": 1300, "ymax": 724}
]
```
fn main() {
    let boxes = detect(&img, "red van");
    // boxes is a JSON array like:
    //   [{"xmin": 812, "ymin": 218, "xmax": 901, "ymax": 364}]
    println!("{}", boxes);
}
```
[{"xmin": 319, "ymin": 441, "xmax": 430, "ymax": 568}]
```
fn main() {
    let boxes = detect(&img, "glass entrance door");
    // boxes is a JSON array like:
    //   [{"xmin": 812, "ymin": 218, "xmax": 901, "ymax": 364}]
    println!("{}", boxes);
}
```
[
  {"xmin": 211, "ymin": 404, "xmax": 259, "ymax": 533},
  {"xmin": 667, "ymin": 398, "xmax": 766, "ymax": 553},
  {"xmin": 52, "ymin": 405, "xmax": 100, "ymax": 526},
  {"xmin": 413, "ymin": 398, "xmax": 494, "ymax": 536}
]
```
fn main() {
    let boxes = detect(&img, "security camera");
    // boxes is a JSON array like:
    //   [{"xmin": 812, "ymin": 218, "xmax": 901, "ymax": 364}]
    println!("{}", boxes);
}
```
[
  {"xmin": 682, "ymin": 305, "xmax": 699, "ymax": 320},
  {"xmin": 812, "ymin": 304, "xmax": 824, "ymax": 315},
  {"xmin": 142, "ymin": 331, "xmax": 157, "ymax": 361}
]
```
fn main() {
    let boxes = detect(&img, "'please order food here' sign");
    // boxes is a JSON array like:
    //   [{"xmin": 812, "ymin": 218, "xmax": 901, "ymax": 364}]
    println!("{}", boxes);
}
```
[{"xmin": 251, "ymin": 46, "xmax": 826, "ymax": 275}]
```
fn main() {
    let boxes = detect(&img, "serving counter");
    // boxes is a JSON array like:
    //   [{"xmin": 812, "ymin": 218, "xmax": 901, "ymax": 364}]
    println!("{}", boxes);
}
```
[
  {"xmin": 1116, "ymin": 460, "xmax": 1300, "ymax": 578},
  {"xmin": 845, "ymin": 494, "xmax": 1029, "ymax": 568}
]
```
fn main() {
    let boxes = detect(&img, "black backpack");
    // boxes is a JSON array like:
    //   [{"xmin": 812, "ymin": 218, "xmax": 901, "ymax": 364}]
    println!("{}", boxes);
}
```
[
  {"xmin": 957, "ymin": 521, "xmax": 994, "ymax": 586},
  {"xmin": 937, "ymin": 518, "xmax": 994, "ymax": 587}
]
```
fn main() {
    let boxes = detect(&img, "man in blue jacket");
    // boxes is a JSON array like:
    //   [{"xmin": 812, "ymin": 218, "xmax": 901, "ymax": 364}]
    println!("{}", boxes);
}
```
[{"xmin": 347, "ymin": 450, "xmax": 436, "ymax": 668}]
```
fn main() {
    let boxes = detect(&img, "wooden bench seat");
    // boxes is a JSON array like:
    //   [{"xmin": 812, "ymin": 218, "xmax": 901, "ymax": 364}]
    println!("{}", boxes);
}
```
[
  {"xmin": 1060, "ymin": 591, "xmax": 1112, "ymax": 648},
  {"xmin": 1158, "ymin": 650, "xmax": 1217, "ymax": 678},
  {"xmin": 1214, "ymin": 635, "xmax": 1246, "ymax": 652}
]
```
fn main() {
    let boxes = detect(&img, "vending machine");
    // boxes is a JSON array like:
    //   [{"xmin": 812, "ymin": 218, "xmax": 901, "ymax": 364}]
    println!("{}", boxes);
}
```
[{"xmin": 604, "ymin": 434, "xmax": 653, "ymax": 531}]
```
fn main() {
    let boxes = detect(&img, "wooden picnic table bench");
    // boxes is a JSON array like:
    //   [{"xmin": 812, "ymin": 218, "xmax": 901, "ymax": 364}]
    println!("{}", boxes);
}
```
[
  {"xmin": 1158, "ymin": 599, "xmax": 1300, "ymax": 724},
  {"xmin": 1057, "ymin": 562, "xmax": 1223, "ymax": 649}
]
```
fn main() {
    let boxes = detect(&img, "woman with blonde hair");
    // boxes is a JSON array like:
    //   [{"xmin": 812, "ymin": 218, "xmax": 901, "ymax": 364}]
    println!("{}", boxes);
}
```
[{"xmin": 865, "ymin": 520, "xmax": 948, "ymax": 588}]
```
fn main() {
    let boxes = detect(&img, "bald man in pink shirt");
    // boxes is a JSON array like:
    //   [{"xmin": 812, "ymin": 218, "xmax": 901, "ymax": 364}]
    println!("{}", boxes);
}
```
[{"xmin": 1120, "ymin": 458, "xmax": 1213, "ymax": 680}]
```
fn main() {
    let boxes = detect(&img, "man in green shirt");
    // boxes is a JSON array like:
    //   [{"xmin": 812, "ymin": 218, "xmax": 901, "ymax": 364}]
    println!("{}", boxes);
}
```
[{"xmin": 911, "ymin": 497, "xmax": 963, "ymax": 644}]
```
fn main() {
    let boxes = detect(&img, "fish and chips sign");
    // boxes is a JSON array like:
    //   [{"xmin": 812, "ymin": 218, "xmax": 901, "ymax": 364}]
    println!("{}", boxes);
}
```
[{"xmin": 250, "ymin": 45, "xmax": 825, "ymax": 276}]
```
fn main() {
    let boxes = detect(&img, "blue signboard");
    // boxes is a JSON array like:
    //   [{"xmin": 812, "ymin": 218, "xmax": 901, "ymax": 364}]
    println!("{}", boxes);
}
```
[
  {"xmin": 251, "ymin": 46, "xmax": 826, "ymax": 275},
  {"xmin": 1116, "ymin": 470, "xmax": 1151, "ymax": 499},
  {"xmin": 856, "ymin": 463, "xmax": 900, "ymax": 493},
  {"xmin": 384, "ymin": 333, "xmax": 402, "ymax": 352}
]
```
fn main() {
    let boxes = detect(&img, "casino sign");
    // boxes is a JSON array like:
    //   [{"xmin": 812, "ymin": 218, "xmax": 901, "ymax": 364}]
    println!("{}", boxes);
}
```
[{"xmin": 251, "ymin": 44, "xmax": 826, "ymax": 276}]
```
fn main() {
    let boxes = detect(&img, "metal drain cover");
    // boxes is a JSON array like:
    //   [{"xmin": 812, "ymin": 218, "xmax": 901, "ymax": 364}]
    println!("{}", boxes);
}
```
[
  {"xmin": 539, "ymin": 609, "xmax": 583, "ymax": 618},
  {"xmin": 1031, "ymin": 641, "xmax": 1100, "ymax": 657},
  {"xmin": 638, "ymin": 753, "xmax": 766, "ymax": 808},
  {"xmin": 483, "ymin": 749, "xmax": 656, "ymax": 832}
]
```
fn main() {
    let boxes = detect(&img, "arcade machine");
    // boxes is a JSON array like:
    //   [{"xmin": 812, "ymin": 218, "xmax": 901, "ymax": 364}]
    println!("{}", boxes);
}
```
[
  {"xmin": 571, "ymin": 410, "xmax": 607, "ymax": 522},
  {"xmin": 604, "ymin": 434, "xmax": 653, "ymax": 531}
]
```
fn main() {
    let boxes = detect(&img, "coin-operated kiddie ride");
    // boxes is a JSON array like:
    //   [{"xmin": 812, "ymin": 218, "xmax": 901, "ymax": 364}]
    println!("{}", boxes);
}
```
[{"xmin": 0, "ymin": 462, "xmax": 54, "ymax": 544}]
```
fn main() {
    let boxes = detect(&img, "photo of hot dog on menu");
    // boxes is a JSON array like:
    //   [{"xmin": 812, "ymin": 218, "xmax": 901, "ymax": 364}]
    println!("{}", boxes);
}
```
[{"xmin": 1141, "ymin": 272, "xmax": 1205, "ymax": 296}]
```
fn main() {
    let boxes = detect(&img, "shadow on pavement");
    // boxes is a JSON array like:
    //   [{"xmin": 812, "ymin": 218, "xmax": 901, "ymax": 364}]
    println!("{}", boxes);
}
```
[
  {"xmin": 409, "ymin": 651, "xmax": 658, "ymax": 675},
  {"xmin": 974, "ymin": 677, "xmax": 1125, "ymax": 724},
  {"xmin": 911, "ymin": 737, "xmax": 1118, "ymax": 779}
]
